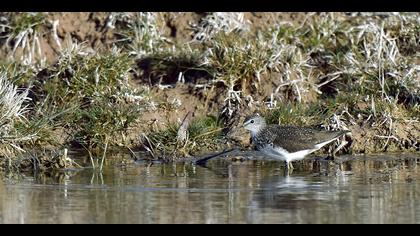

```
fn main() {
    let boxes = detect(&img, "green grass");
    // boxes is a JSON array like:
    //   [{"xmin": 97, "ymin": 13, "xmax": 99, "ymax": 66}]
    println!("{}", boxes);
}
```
[
  {"xmin": 1, "ymin": 12, "xmax": 47, "ymax": 66},
  {"xmin": 72, "ymin": 96, "xmax": 141, "ymax": 148},
  {"xmin": 9, "ymin": 13, "xmax": 46, "ymax": 36},
  {"xmin": 26, "ymin": 47, "xmax": 146, "ymax": 149},
  {"xmin": 142, "ymin": 115, "xmax": 224, "ymax": 159},
  {"xmin": 0, "ymin": 71, "xmax": 32, "ymax": 159},
  {"xmin": 111, "ymin": 12, "xmax": 168, "ymax": 57}
]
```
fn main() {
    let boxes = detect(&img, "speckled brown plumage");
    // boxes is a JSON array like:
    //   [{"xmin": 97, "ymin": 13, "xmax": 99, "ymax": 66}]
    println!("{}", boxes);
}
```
[{"xmin": 253, "ymin": 124, "xmax": 349, "ymax": 153}]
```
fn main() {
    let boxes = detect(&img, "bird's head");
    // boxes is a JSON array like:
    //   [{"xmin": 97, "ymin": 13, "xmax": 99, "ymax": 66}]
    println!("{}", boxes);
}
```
[{"xmin": 243, "ymin": 113, "xmax": 266, "ymax": 136}]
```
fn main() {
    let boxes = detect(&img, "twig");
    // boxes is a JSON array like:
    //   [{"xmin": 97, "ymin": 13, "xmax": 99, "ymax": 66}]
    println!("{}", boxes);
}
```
[
  {"xmin": 141, "ymin": 133, "xmax": 156, "ymax": 159},
  {"xmin": 99, "ymin": 138, "xmax": 108, "ymax": 172},
  {"xmin": 193, "ymin": 127, "xmax": 225, "ymax": 140},
  {"xmin": 375, "ymin": 135, "xmax": 399, "ymax": 141},
  {"xmin": 82, "ymin": 144, "xmax": 95, "ymax": 169},
  {"xmin": 127, "ymin": 146, "xmax": 138, "ymax": 159},
  {"xmin": 316, "ymin": 74, "xmax": 341, "ymax": 88}
]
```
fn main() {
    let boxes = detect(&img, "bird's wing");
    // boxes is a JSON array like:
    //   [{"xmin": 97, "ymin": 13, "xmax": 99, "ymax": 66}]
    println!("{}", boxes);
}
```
[{"xmin": 270, "ymin": 126, "xmax": 329, "ymax": 153}]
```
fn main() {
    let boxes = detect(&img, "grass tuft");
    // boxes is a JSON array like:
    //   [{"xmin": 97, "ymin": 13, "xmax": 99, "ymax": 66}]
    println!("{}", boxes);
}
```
[{"xmin": 142, "ymin": 115, "xmax": 225, "ymax": 160}]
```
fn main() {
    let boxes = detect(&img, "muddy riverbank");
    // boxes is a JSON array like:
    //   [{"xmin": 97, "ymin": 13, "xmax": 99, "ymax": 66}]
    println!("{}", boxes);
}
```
[{"xmin": 0, "ymin": 12, "xmax": 418, "ymax": 172}]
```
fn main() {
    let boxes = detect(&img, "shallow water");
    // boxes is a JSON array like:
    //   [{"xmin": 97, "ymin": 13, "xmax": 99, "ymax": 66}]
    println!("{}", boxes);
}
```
[{"xmin": 1, "ymin": 153, "xmax": 420, "ymax": 223}]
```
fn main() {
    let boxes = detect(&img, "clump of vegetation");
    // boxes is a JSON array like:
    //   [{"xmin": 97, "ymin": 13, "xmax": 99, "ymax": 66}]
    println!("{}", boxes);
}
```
[
  {"xmin": 109, "ymin": 12, "xmax": 169, "ymax": 57},
  {"xmin": 141, "ymin": 115, "xmax": 225, "ymax": 160},
  {"xmin": 0, "ymin": 72, "xmax": 33, "ymax": 159},
  {"xmin": 31, "ymin": 44, "xmax": 145, "ymax": 150},
  {"xmin": 1, "ymin": 12, "xmax": 47, "ymax": 66},
  {"xmin": 191, "ymin": 12, "xmax": 249, "ymax": 42}
]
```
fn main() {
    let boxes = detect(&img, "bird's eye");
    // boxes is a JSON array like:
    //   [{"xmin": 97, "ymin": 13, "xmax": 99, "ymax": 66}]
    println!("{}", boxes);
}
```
[{"xmin": 250, "ymin": 120, "xmax": 254, "ymax": 124}]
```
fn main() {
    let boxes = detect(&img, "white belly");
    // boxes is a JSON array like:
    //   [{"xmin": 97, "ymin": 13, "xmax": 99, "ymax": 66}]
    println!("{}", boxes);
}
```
[
  {"xmin": 258, "ymin": 138, "xmax": 339, "ymax": 163},
  {"xmin": 260, "ymin": 139, "xmax": 336, "ymax": 162},
  {"xmin": 260, "ymin": 145, "xmax": 317, "ymax": 162}
]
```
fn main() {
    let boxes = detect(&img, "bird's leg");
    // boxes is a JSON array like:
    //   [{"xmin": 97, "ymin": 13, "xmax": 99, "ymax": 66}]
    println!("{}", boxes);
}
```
[
  {"xmin": 286, "ymin": 161, "xmax": 294, "ymax": 170},
  {"xmin": 284, "ymin": 161, "xmax": 293, "ymax": 176},
  {"xmin": 332, "ymin": 137, "xmax": 348, "ymax": 157}
]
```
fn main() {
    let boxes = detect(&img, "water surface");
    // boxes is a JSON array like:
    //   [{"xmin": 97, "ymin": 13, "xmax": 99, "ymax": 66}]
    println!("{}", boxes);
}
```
[{"xmin": 1, "ymin": 153, "xmax": 420, "ymax": 223}]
